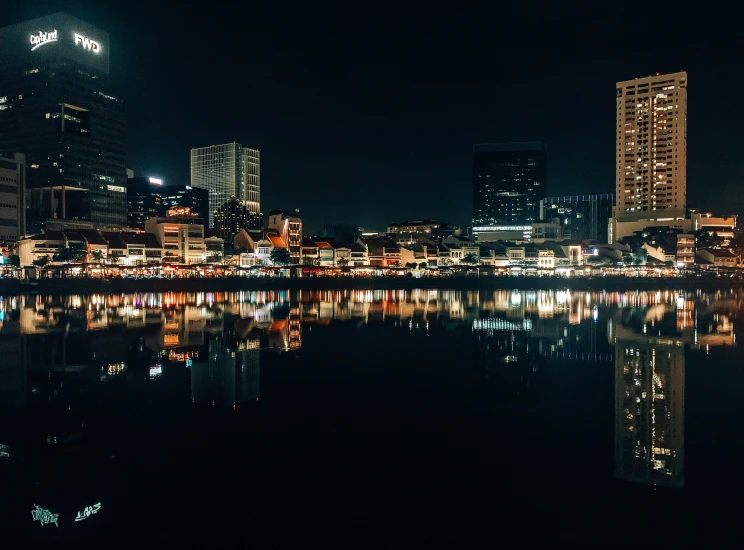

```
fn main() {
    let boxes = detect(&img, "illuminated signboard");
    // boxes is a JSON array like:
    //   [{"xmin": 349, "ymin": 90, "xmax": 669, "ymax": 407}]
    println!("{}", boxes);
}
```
[
  {"xmin": 31, "ymin": 504, "xmax": 59, "ymax": 527},
  {"xmin": 73, "ymin": 32, "xmax": 101, "ymax": 53},
  {"xmin": 149, "ymin": 177, "xmax": 163, "ymax": 185},
  {"xmin": 29, "ymin": 29, "xmax": 57, "ymax": 51},
  {"xmin": 167, "ymin": 206, "xmax": 195, "ymax": 218},
  {"xmin": 107, "ymin": 185, "xmax": 126, "ymax": 193},
  {"xmin": 75, "ymin": 502, "xmax": 102, "ymax": 522}
]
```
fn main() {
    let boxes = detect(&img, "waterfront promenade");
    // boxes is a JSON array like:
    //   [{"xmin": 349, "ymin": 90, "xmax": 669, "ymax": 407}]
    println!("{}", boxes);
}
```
[{"xmin": 1, "ymin": 272, "xmax": 741, "ymax": 296}]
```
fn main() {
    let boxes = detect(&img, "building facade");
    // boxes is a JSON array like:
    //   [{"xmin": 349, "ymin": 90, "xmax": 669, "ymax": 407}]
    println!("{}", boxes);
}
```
[
  {"xmin": 190, "ymin": 143, "xmax": 260, "ymax": 227},
  {"xmin": 127, "ymin": 177, "xmax": 162, "ymax": 230},
  {"xmin": 243, "ymin": 147, "xmax": 260, "ymax": 215},
  {"xmin": 213, "ymin": 197, "xmax": 262, "ymax": 245},
  {"xmin": 268, "ymin": 210, "xmax": 302, "ymax": 263},
  {"xmin": 0, "ymin": 153, "xmax": 25, "ymax": 241},
  {"xmin": 0, "ymin": 13, "xmax": 127, "ymax": 231},
  {"xmin": 159, "ymin": 184, "xmax": 209, "ymax": 221},
  {"xmin": 144, "ymin": 216, "xmax": 206, "ymax": 264},
  {"xmin": 128, "ymin": 178, "xmax": 210, "ymax": 230},
  {"xmin": 615, "ymin": 72, "xmax": 687, "ymax": 221},
  {"xmin": 540, "ymin": 194, "xmax": 614, "ymax": 243},
  {"xmin": 472, "ymin": 142, "xmax": 547, "ymax": 240},
  {"xmin": 387, "ymin": 220, "xmax": 440, "ymax": 237}
]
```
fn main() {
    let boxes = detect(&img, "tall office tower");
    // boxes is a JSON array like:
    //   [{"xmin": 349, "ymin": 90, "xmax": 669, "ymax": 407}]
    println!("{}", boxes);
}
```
[
  {"xmin": 243, "ymin": 147, "xmax": 260, "ymax": 214},
  {"xmin": 190, "ymin": 143, "xmax": 260, "ymax": 228},
  {"xmin": 0, "ymin": 13, "xmax": 127, "ymax": 232},
  {"xmin": 615, "ymin": 72, "xmax": 687, "ymax": 220},
  {"xmin": 472, "ymin": 142, "xmax": 547, "ymax": 240},
  {"xmin": 126, "ymin": 177, "xmax": 162, "ymax": 230},
  {"xmin": 0, "ymin": 153, "xmax": 26, "ymax": 241}
]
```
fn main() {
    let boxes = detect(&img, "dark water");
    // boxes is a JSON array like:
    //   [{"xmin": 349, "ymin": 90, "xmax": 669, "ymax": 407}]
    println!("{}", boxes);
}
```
[{"xmin": 1, "ymin": 288, "xmax": 743, "ymax": 542}]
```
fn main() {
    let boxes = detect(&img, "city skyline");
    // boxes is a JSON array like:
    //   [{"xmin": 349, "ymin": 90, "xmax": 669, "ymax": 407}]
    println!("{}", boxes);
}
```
[{"xmin": 2, "ymin": 3, "xmax": 742, "ymax": 234}]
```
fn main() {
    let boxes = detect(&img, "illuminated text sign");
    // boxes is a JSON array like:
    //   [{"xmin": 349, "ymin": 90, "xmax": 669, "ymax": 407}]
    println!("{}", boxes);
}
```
[
  {"xmin": 148, "ymin": 177, "xmax": 163, "ymax": 185},
  {"xmin": 74, "ymin": 32, "xmax": 101, "ymax": 53},
  {"xmin": 30, "ymin": 29, "xmax": 57, "ymax": 51}
]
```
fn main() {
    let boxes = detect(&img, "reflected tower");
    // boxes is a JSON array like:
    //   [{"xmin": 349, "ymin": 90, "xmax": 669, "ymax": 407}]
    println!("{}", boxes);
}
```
[
  {"xmin": 191, "ymin": 338, "xmax": 260, "ymax": 407},
  {"xmin": 612, "ymin": 315, "xmax": 685, "ymax": 487}
]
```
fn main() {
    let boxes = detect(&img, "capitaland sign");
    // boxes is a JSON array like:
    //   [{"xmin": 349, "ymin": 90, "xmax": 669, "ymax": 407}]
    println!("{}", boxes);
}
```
[
  {"xmin": 74, "ymin": 32, "xmax": 100, "ymax": 53},
  {"xmin": 28, "ymin": 29, "xmax": 101, "ymax": 55},
  {"xmin": 29, "ymin": 29, "xmax": 57, "ymax": 51}
]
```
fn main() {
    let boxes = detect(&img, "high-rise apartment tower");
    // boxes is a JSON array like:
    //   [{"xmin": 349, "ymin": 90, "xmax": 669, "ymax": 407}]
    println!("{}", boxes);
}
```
[{"xmin": 615, "ymin": 72, "xmax": 687, "ymax": 220}]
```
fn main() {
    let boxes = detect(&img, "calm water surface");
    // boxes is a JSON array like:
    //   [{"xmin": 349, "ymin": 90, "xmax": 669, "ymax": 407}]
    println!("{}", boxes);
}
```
[{"xmin": 1, "ymin": 288, "xmax": 743, "ymax": 542}]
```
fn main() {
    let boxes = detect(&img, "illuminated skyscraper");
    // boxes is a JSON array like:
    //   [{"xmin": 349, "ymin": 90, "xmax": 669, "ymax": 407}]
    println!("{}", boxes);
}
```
[
  {"xmin": 614, "ymin": 72, "xmax": 687, "ymax": 220},
  {"xmin": 472, "ymin": 142, "xmax": 546, "ymax": 240},
  {"xmin": 0, "ymin": 13, "xmax": 127, "ymax": 231},
  {"xmin": 190, "ymin": 143, "xmax": 260, "ymax": 227}
]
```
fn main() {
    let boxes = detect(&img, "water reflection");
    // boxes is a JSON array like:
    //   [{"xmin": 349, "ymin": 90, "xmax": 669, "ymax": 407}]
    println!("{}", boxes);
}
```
[
  {"xmin": 191, "ymin": 337, "xmax": 261, "ymax": 407},
  {"xmin": 0, "ymin": 288, "xmax": 742, "ymax": 516}
]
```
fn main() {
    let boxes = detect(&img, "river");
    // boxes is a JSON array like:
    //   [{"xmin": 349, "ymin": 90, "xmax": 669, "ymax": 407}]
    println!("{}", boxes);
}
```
[{"xmin": 1, "ymin": 288, "xmax": 743, "ymax": 542}]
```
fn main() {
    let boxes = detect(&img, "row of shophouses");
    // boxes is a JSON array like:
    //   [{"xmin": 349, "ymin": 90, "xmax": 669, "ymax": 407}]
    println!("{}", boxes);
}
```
[
  {"xmin": 11, "ymin": 217, "xmax": 589, "ymax": 269},
  {"xmin": 229, "ymin": 230, "xmax": 587, "ymax": 269},
  {"xmin": 19, "ymin": 211, "xmax": 733, "ymax": 270}
]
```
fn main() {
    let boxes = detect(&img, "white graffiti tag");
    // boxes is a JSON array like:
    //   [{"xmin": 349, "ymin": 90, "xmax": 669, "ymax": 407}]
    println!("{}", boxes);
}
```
[
  {"xmin": 75, "ymin": 502, "xmax": 102, "ymax": 522},
  {"xmin": 31, "ymin": 504, "xmax": 59, "ymax": 527}
]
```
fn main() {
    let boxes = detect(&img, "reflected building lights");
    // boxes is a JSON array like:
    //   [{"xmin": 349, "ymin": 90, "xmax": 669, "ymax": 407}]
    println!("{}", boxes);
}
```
[
  {"xmin": 1, "ymin": 287, "xmax": 742, "ymax": 503},
  {"xmin": 191, "ymin": 338, "xmax": 260, "ymax": 407}
]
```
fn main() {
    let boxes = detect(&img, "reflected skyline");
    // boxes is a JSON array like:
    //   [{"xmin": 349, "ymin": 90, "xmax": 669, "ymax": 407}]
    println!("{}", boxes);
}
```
[{"xmin": 0, "ymin": 287, "xmax": 741, "ymax": 511}]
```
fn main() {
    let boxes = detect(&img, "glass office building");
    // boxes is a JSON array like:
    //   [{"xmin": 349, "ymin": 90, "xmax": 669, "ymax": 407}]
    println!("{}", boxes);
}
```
[
  {"xmin": 190, "ymin": 143, "xmax": 260, "ymax": 228},
  {"xmin": 159, "ymin": 185, "xmax": 208, "ymax": 221},
  {"xmin": 127, "ymin": 177, "xmax": 161, "ymax": 230},
  {"xmin": 540, "ymin": 194, "xmax": 614, "ymax": 243},
  {"xmin": 128, "ymin": 178, "xmax": 210, "ymax": 230},
  {"xmin": 472, "ymin": 142, "xmax": 546, "ymax": 238},
  {"xmin": 0, "ymin": 13, "xmax": 127, "ymax": 231}
]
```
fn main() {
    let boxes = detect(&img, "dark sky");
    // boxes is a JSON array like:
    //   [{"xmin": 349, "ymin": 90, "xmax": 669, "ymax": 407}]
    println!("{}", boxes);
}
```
[{"xmin": 4, "ymin": 2, "xmax": 744, "ymax": 233}]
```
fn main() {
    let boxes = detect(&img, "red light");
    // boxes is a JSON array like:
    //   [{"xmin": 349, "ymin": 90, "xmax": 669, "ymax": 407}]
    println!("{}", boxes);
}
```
[{"xmin": 655, "ymin": 72, "xmax": 659, "ymax": 76}]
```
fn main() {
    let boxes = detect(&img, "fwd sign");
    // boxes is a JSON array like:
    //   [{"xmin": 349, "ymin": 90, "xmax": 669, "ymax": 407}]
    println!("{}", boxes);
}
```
[{"xmin": 74, "ymin": 32, "xmax": 100, "ymax": 53}]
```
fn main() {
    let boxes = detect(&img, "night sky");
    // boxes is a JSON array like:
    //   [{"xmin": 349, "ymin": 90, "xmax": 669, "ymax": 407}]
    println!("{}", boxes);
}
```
[{"xmin": 3, "ymin": 2, "xmax": 744, "ymax": 233}]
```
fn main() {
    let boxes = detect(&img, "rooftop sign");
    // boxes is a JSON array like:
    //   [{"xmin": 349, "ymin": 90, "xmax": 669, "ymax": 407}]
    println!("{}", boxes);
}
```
[
  {"xmin": 74, "ymin": 32, "xmax": 100, "ymax": 53},
  {"xmin": 29, "ymin": 29, "xmax": 57, "ymax": 51}
]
